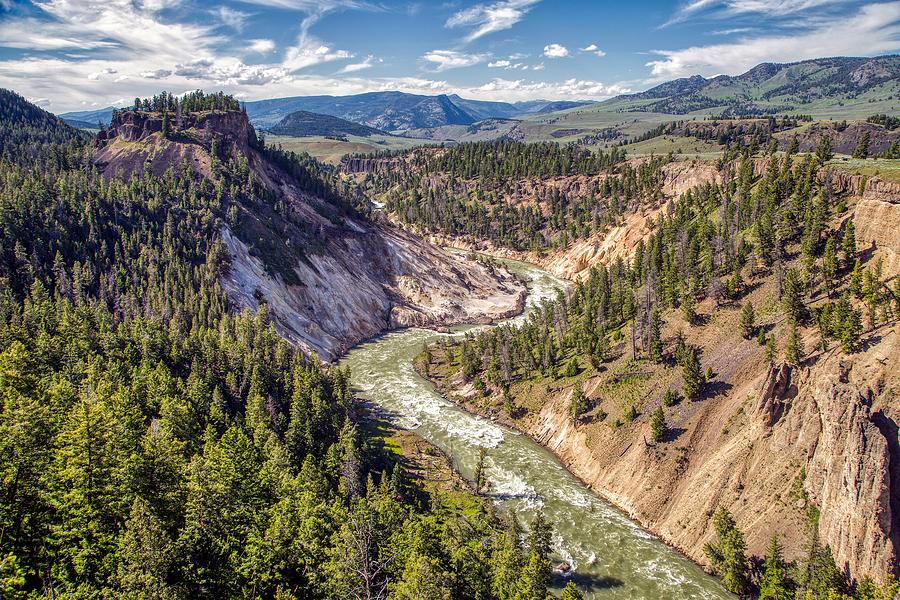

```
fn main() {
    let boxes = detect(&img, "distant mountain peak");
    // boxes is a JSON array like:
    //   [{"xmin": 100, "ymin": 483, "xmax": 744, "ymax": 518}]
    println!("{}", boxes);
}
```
[{"xmin": 615, "ymin": 55, "xmax": 899, "ymax": 117}]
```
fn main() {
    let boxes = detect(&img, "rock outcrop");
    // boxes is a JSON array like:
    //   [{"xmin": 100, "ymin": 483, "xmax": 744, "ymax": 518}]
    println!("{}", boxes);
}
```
[
  {"xmin": 520, "ymin": 329, "xmax": 898, "ymax": 585},
  {"xmin": 93, "ymin": 109, "xmax": 526, "ymax": 360},
  {"xmin": 425, "ymin": 158, "xmax": 899, "ymax": 584}
]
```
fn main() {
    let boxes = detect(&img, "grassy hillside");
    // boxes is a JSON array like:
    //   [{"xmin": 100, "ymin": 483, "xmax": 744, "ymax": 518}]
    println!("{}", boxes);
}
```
[{"xmin": 267, "ymin": 133, "xmax": 429, "ymax": 164}]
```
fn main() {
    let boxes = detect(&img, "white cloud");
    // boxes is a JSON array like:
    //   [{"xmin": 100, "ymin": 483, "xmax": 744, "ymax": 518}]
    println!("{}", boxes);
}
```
[
  {"xmin": 663, "ymin": 0, "xmax": 845, "ymax": 27},
  {"xmin": 249, "ymin": 39, "xmax": 276, "ymax": 53},
  {"xmin": 446, "ymin": 0, "xmax": 540, "ymax": 42},
  {"xmin": 531, "ymin": 62, "xmax": 545, "ymax": 70},
  {"xmin": 543, "ymin": 43, "xmax": 569, "ymax": 58},
  {"xmin": 422, "ymin": 49, "xmax": 486, "ymax": 71},
  {"xmin": 87, "ymin": 67, "xmax": 118, "ymax": 81},
  {"xmin": 488, "ymin": 59, "xmax": 511, "ymax": 68},
  {"xmin": 338, "ymin": 55, "xmax": 380, "ymax": 73},
  {"xmin": 473, "ymin": 77, "xmax": 629, "ymax": 100},
  {"xmin": 217, "ymin": 7, "xmax": 250, "ymax": 31},
  {"xmin": 579, "ymin": 43, "xmax": 606, "ymax": 57},
  {"xmin": 0, "ymin": 18, "xmax": 120, "ymax": 50},
  {"xmin": 235, "ymin": 0, "xmax": 372, "ymax": 10},
  {"xmin": 282, "ymin": 43, "xmax": 351, "ymax": 71},
  {"xmin": 648, "ymin": 2, "xmax": 900, "ymax": 78},
  {"xmin": 140, "ymin": 69, "xmax": 173, "ymax": 79},
  {"xmin": 0, "ymin": 0, "xmax": 622, "ymax": 110},
  {"xmin": 509, "ymin": 52, "xmax": 528, "ymax": 59}
]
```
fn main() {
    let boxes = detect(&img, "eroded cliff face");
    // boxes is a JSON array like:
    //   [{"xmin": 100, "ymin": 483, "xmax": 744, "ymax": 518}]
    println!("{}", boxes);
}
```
[
  {"xmin": 502, "ymin": 317, "xmax": 898, "ymax": 585},
  {"xmin": 427, "ymin": 165, "xmax": 900, "ymax": 585},
  {"xmin": 220, "ymin": 221, "xmax": 524, "ymax": 360},
  {"xmin": 93, "ymin": 110, "xmax": 526, "ymax": 360}
]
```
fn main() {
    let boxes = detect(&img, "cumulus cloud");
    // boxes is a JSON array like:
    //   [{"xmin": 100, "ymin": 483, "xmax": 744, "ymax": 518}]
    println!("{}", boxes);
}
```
[
  {"xmin": 446, "ymin": 0, "xmax": 540, "ymax": 42},
  {"xmin": 282, "ymin": 43, "xmax": 351, "ymax": 71},
  {"xmin": 175, "ymin": 58, "xmax": 290, "ymax": 85},
  {"xmin": 473, "ymin": 77, "xmax": 629, "ymax": 100},
  {"xmin": 648, "ymin": 2, "xmax": 900, "ymax": 78},
  {"xmin": 579, "ymin": 43, "xmax": 606, "ymax": 57},
  {"xmin": 249, "ymin": 39, "xmax": 276, "ymax": 53},
  {"xmin": 488, "ymin": 60, "xmax": 511, "ymax": 68},
  {"xmin": 422, "ymin": 50, "xmax": 486, "ymax": 71},
  {"xmin": 543, "ymin": 43, "xmax": 569, "ymax": 58}
]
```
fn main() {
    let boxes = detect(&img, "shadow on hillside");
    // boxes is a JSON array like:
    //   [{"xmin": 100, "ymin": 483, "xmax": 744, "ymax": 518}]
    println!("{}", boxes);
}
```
[
  {"xmin": 861, "ymin": 333, "xmax": 883, "ymax": 352},
  {"xmin": 702, "ymin": 380, "xmax": 733, "ymax": 400},
  {"xmin": 663, "ymin": 426, "xmax": 687, "ymax": 443}
]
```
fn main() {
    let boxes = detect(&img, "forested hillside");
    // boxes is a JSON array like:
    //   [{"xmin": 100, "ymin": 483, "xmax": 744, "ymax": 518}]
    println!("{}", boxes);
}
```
[
  {"xmin": 344, "ymin": 141, "xmax": 673, "ymax": 252},
  {"xmin": 0, "ymin": 89, "xmax": 87, "ymax": 165},
  {"xmin": 0, "ymin": 91, "xmax": 555, "ymax": 599},
  {"xmin": 410, "ymin": 140, "xmax": 900, "ymax": 597}
]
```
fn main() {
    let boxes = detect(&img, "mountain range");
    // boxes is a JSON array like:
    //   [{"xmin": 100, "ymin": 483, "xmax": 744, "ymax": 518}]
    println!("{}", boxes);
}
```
[
  {"xmin": 601, "ymin": 54, "xmax": 900, "ymax": 117},
  {"xmin": 60, "ymin": 92, "xmax": 594, "ymax": 132},
  {"xmin": 58, "ymin": 56, "xmax": 899, "ymax": 139}
]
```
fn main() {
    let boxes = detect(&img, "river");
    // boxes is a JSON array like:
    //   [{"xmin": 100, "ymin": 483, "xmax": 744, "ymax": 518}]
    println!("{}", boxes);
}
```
[{"xmin": 341, "ymin": 256, "xmax": 733, "ymax": 599}]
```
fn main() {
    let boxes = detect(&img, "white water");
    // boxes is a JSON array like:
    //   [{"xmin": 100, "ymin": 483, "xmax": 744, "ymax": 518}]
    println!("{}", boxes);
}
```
[{"xmin": 341, "ymin": 257, "xmax": 734, "ymax": 599}]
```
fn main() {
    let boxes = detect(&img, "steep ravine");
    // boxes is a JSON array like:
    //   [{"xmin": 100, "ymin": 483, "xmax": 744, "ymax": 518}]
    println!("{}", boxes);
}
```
[
  {"xmin": 413, "ymin": 175, "xmax": 900, "ymax": 585},
  {"xmin": 423, "ymin": 318, "xmax": 898, "ymax": 586},
  {"xmin": 93, "ymin": 109, "xmax": 526, "ymax": 360}
]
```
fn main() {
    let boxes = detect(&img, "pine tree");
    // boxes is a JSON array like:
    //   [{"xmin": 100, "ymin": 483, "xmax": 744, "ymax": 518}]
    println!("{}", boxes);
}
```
[
  {"xmin": 392, "ymin": 553, "xmax": 453, "ymax": 600},
  {"xmin": 822, "ymin": 237, "xmax": 837, "ymax": 297},
  {"xmin": 682, "ymin": 291, "xmax": 696, "ymax": 325},
  {"xmin": 649, "ymin": 308, "xmax": 663, "ymax": 361},
  {"xmin": 815, "ymin": 135, "xmax": 833, "ymax": 164},
  {"xmin": 491, "ymin": 517, "xmax": 524, "ymax": 600},
  {"xmin": 650, "ymin": 406, "xmax": 667, "ymax": 443},
  {"xmin": 663, "ymin": 388, "xmax": 679, "ymax": 407},
  {"xmin": 681, "ymin": 346, "xmax": 703, "ymax": 400},
  {"xmin": 474, "ymin": 447, "xmax": 488, "ymax": 493},
  {"xmin": 785, "ymin": 320, "xmax": 804, "ymax": 366},
  {"xmin": 740, "ymin": 301, "xmax": 755, "ymax": 339},
  {"xmin": 518, "ymin": 512, "xmax": 552, "ymax": 600},
  {"xmin": 842, "ymin": 221, "xmax": 857, "ymax": 272},
  {"xmin": 569, "ymin": 385, "xmax": 587, "ymax": 423},
  {"xmin": 758, "ymin": 535, "xmax": 792, "ymax": 600},
  {"xmin": 561, "ymin": 581, "xmax": 584, "ymax": 600},
  {"xmin": 787, "ymin": 135, "xmax": 799, "ymax": 156},
  {"xmin": 117, "ymin": 499, "xmax": 178, "ymax": 600},
  {"xmin": 704, "ymin": 507, "xmax": 748, "ymax": 595},
  {"xmin": 782, "ymin": 268, "xmax": 806, "ymax": 323},
  {"xmin": 840, "ymin": 306, "xmax": 863, "ymax": 353},
  {"xmin": 0, "ymin": 553, "xmax": 25, "ymax": 600},
  {"xmin": 852, "ymin": 131, "xmax": 870, "ymax": 159}
]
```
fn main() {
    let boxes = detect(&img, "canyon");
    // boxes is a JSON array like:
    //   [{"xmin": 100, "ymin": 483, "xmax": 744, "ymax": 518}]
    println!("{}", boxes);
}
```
[
  {"xmin": 411, "ymin": 159, "xmax": 899, "ymax": 586},
  {"xmin": 93, "ymin": 109, "xmax": 525, "ymax": 359}
]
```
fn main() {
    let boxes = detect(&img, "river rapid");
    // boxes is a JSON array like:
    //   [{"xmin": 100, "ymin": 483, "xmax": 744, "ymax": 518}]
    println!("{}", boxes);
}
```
[{"xmin": 341, "ymin": 256, "xmax": 733, "ymax": 599}]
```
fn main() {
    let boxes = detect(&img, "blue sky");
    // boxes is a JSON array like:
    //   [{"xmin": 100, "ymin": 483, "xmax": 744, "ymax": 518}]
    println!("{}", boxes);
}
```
[{"xmin": 0, "ymin": 0, "xmax": 898, "ymax": 112}]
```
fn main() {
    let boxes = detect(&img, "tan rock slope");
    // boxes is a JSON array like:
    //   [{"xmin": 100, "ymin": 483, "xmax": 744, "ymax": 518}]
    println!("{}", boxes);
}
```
[
  {"xmin": 424, "ymin": 164, "xmax": 899, "ymax": 585},
  {"xmin": 94, "ymin": 109, "xmax": 525, "ymax": 360}
]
